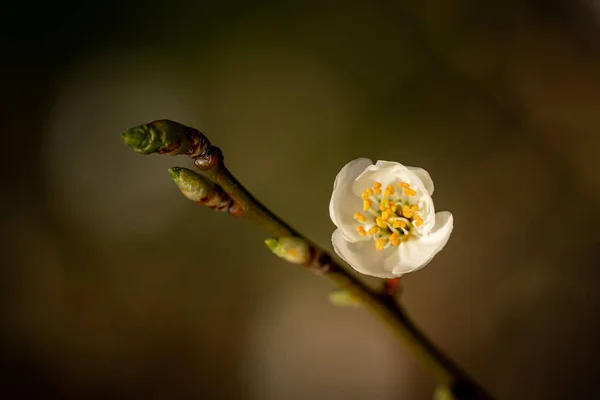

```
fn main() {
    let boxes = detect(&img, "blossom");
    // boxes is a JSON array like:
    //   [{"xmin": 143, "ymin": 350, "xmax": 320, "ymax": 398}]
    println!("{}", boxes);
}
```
[{"xmin": 329, "ymin": 159, "xmax": 453, "ymax": 278}]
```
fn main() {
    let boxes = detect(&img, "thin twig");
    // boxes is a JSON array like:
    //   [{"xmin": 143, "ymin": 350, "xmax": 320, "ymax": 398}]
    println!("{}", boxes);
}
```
[{"xmin": 121, "ymin": 119, "xmax": 494, "ymax": 399}]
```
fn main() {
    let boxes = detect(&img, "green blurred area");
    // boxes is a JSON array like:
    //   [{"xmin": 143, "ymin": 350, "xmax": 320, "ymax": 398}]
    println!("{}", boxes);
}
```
[{"xmin": 2, "ymin": 1, "xmax": 600, "ymax": 399}]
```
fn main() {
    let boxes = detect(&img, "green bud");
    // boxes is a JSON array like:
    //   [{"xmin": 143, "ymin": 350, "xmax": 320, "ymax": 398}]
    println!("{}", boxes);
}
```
[
  {"xmin": 328, "ymin": 288, "xmax": 361, "ymax": 308},
  {"xmin": 433, "ymin": 385, "xmax": 455, "ymax": 400},
  {"xmin": 121, "ymin": 123, "xmax": 155, "ymax": 154},
  {"xmin": 168, "ymin": 167, "xmax": 216, "ymax": 202},
  {"xmin": 168, "ymin": 167, "xmax": 232, "ymax": 211},
  {"xmin": 121, "ymin": 120, "xmax": 206, "ymax": 155},
  {"xmin": 265, "ymin": 236, "xmax": 311, "ymax": 265}
]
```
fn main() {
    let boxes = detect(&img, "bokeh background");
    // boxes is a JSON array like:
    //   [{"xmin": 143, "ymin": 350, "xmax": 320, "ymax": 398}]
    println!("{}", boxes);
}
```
[{"xmin": 2, "ymin": 1, "xmax": 600, "ymax": 398}]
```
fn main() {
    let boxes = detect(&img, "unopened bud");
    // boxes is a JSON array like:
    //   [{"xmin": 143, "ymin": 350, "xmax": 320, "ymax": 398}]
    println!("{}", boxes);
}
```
[
  {"xmin": 121, "ymin": 119, "xmax": 209, "ymax": 156},
  {"xmin": 328, "ymin": 288, "xmax": 361, "ymax": 308},
  {"xmin": 433, "ymin": 385, "xmax": 455, "ymax": 400},
  {"xmin": 168, "ymin": 167, "xmax": 232, "ymax": 211},
  {"xmin": 265, "ymin": 236, "xmax": 311, "ymax": 265}
]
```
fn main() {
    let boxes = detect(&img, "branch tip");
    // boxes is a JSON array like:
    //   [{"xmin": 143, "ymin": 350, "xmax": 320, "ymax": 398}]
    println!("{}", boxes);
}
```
[{"xmin": 122, "ymin": 119, "xmax": 210, "ymax": 157}]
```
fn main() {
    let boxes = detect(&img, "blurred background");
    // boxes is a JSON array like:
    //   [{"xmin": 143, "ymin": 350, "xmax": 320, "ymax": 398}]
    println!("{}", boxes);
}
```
[{"xmin": 2, "ymin": 0, "xmax": 600, "ymax": 398}]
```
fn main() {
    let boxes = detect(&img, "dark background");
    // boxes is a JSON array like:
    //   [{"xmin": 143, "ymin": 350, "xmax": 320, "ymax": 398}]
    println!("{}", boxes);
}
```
[{"xmin": 2, "ymin": 1, "xmax": 600, "ymax": 398}]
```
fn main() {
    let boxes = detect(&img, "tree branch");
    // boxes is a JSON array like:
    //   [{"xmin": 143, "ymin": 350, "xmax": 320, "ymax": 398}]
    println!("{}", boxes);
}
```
[{"xmin": 121, "ymin": 119, "xmax": 494, "ymax": 400}]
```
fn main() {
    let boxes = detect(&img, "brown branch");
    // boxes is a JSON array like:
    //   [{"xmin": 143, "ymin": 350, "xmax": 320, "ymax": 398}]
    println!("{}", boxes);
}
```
[{"xmin": 121, "ymin": 119, "xmax": 495, "ymax": 400}]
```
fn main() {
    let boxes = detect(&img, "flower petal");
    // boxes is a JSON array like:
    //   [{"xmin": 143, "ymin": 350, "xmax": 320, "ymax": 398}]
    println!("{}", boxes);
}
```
[
  {"xmin": 408, "ymin": 167, "xmax": 434, "ymax": 196},
  {"xmin": 412, "ymin": 194, "xmax": 436, "ymax": 236},
  {"xmin": 374, "ymin": 160, "xmax": 401, "ymax": 169},
  {"xmin": 372, "ymin": 161, "xmax": 434, "ymax": 196},
  {"xmin": 331, "ymin": 229, "xmax": 394, "ymax": 278},
  {"xmin": 352, "ymin": 160, "xmax": 430, "ymax": 199},
  {"xmin": 352, "ymin": 162, "xmax": 406, "ymax": 197},
  {"xmin": 329, "ymin": 158, "xmax": 373, "ymax": 242},
  {"xmin": 383, "ymin": 211, "xmax": 454, "ymax": 276}
]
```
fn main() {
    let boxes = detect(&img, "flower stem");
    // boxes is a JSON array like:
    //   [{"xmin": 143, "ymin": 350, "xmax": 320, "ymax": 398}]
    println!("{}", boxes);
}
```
[
  {"xmin": 383, "ymin": 277, "xmax": 402, "ymax": 297},
  {"xmin": 122, "ymin": 120, "xmax": 494, "ymax": 399}
]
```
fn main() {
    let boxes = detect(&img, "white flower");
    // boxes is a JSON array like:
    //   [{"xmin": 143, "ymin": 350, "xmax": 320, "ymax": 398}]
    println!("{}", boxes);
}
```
[{"xmin": 329, "ymin": 159, "xmax": 453, "ymax": 278}]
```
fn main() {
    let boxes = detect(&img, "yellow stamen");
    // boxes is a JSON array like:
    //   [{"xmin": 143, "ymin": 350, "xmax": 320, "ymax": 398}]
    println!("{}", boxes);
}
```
[
  {"xmin": 353, "ymin": 212, "xmax": 366, "ymax": 222},
  {"xmin": 392, "ymin": 220, "xmax": 406, "ymax": 229},
  {"xmin": 384, "ymin": 184, "xmax": 395, "ymax": 197},
  {"xmin": 414, "ymin": 214, "xmax": 424, "ymax": 227},
  {"xmin": 356, "ymin": 182, "xmax": 423, "ymax": 246},
  {"xmin": 402, "ymin": 205, "xmax": 414, "ymax": 218},
  {"xmin": 379, "ymin": 199, "xmax": 390, "ymax": 212}
]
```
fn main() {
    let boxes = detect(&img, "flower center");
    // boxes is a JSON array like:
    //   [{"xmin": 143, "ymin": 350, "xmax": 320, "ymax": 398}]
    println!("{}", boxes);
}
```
[{"xmin": 354, "ymin": 181, "xmax": 424, "ymax": 251}]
